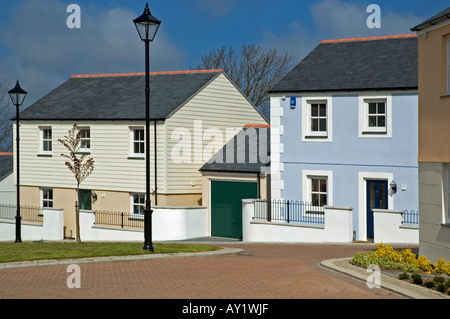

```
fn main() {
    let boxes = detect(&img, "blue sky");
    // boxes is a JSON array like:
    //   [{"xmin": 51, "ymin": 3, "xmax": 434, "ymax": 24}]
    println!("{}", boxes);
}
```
[{"xmin": 0, "ymin": 0, "xmax": 448, "ymax": 106}]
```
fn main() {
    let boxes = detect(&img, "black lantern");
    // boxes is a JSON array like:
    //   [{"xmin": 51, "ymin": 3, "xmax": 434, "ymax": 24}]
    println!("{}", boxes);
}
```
[
  {"xmin": 8, "ymin": 81, "xmax": 27, "ymax": 107},
  {"xmin": 133, "ymin": 3, "xmax": 161, "ymax": 42},
  {"xmin": 8, "ymin": 80, "xmax": 27, "ymax": 243}
]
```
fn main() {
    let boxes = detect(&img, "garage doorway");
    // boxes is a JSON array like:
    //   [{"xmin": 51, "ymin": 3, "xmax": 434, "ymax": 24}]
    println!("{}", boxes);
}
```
[{"xmin": 211, "ymin": 180, "xmax": 257, "ymax": 239}]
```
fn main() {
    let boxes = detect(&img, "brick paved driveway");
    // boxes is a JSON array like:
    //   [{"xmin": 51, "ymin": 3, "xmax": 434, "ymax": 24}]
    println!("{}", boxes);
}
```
[{"xmin": 0, "ymin": 243, "xmax": 408, "ymax": 300}]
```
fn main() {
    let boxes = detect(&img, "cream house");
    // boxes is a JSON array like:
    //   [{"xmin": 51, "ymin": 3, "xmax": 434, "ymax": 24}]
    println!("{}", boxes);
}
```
[
  {"xmin": 14, "ymin": 69, "xmax": 267, "ymax": 238},
  {"xmin": 411, "ymin": 7, "xmax": 450, "ymax": 262}
]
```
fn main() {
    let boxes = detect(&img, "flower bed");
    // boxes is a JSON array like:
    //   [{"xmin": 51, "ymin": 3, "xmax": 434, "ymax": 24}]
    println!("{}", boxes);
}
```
[{"xmin": 351, "ymin": 243, "xmax": 450, "ymax": 295}]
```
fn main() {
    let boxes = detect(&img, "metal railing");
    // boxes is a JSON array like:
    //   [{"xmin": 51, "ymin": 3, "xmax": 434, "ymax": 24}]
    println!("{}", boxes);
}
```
[
  {"xmin": 0, "ymin": 204, "xmax": 43, "ymax": 223},
  {"xmin": 94, "ymin": 210, "xmax": 145, "ymax": 229},
  {"xmin": 254, "ymin": 199, "xmax": 325, "ymax": 225},
  {"xmin": 403, "ymin": 210, "xmax": 419, "ymax": 225}
]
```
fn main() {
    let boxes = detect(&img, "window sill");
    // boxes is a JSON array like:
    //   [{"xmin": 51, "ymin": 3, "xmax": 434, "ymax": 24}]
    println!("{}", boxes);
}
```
[
  {"xmin": 361, "ymin": 131, "xmax": 387, "ymax": 135},
  {"xmin": 440, "ymin": 94, "xmax": 450, "ymax": 99},
  {"xmin": 37, "ymin": 154, "xmax": 52, "ymax": 157},
  {"xmin": 127, "ymin": 156, "xmax": 145, "ymax": 160},
  {"xmin": 304, "ymin": 135, "xmax": 328, "ymax": 139}
]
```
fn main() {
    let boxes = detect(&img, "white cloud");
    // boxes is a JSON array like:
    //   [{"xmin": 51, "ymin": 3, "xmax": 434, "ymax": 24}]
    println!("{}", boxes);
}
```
[
  {"xmin": 310, "ymin": 0, "xmax": 424, "ymax": 39},
  {"xmin": 0, "ymin": 0, "xmax": 187, "ymax": 105},
  {"xmin": 260, "ymin": 0, "xmax": 425, "ymax": 64}
]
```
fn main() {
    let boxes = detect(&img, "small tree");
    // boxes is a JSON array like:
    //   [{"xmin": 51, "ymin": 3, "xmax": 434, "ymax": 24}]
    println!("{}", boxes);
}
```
[{"xmin": 58, "ymin": 124, "xmax": 94, "ymax": 243}]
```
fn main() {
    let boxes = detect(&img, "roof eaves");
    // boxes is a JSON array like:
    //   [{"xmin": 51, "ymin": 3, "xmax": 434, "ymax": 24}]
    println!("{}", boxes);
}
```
[
  {"xmin": 411, "ymin": 7, "xmax": 450, "ymax": 31},
  {"xmin": 269, "ymin": 86, "xmax": 418, "ymax": 94}
]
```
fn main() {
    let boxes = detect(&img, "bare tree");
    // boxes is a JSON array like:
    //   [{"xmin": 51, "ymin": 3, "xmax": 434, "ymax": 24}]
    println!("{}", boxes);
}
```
[
  {"xmin": 0, "ymin": 80, "xmax": 15, "ymax": 152},
  {"xmin": 58, "ymin": 124, "xmax": 94, "ymax": 244},
  {"xmin": 197, "ymin": 44, "xmax": 296, "ymax": 118}
]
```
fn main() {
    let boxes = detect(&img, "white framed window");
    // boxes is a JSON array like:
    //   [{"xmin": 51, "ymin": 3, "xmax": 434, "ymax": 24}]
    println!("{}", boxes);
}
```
[
  {"xmin": 302, "ymin": 170, "xmax": 333, "ymax": 207},
  {"xmin": 130, "ymin": 127, "xmax": 145, "ymax": 157},
  {"xmin": 310, "ymin": 177, "xmax": 328, "ymax": 207},
  {"xmin": 131, "ymin": 193, "xmax": 145, "ymax": 216},
  {"xmin": 302, "ymin": 96, "xmax": 333, "ymax": 142},
  {"xmin": 39, "ymin": 127, "xmax": 52, "ymax": 154},
  {"xmin": 359, "ymin": 94, "xmax": 392, "ymax": 138},
  {"xmin": 41, "ymin": 188, "xmax": 53, "ymax": 208},
  {"xmin": 79, "ymin": 127, "xmax": 90, "ymax": 152}
]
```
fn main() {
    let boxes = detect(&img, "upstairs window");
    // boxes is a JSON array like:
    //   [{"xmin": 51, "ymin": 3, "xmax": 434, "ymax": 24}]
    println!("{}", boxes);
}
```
[
  {"xmin": 79, "ymin": 128, "xmax": 90, "ymax": 152},
  {"xmin": 359, "ymin": 95, "xmax": 392, "ymax": 138},
  {"xmin": 132, "ymin": 128, "xmax": 145, "ymax": 157},
  {"xmin": 367, "ymin": 101, "xmax": 386, "ymax": 131},
  {"xmin": 302, "ymin": 98, "xmax": 332, "ymax": 141},
  {"xmin": 310, "ymin": 102, "xmax": 327, "ymax": 134},
  {"xmin": 40, "ymin": 127, "xmax": 52, "ymax": 154}
]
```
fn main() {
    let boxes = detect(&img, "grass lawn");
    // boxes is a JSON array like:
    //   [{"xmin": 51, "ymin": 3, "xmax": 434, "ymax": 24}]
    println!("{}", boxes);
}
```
[{"xmin": 0, "ymin": 241, "xmax": 222, "ymax": 263}]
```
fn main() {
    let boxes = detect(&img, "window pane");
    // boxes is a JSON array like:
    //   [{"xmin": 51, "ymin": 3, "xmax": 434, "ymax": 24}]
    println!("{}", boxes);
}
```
[
  {"xmin": 320, "ymin": 180, "xmax": 327, "ymax": 192},
  {"xmin": 311, "ymin": 104, "xmax": 318, "ymax": 117},
  {"xmin": 319, "ymin": 119, "xmax": 327, "ymax": 132},
  {"xmin": 312, "ymin": 194, "xmax": 319, "ymax": 206},
  {"xmin": 319, "ymin": 104, "xmax": 326, "ymax": 116},
  {"xmin": 81, "ymin": 129, "xmax": 90, "ymax": 139},
  {"xmin": 368, "ymin": 103, "xmax": 377, "ymax": 114},
  {"xmin": 311, "ymin": 119, "xmax": 318, "ymax": 132},
  {"xmin": 369, "ymin": 116, "xmax": 377, "ymax": 127},
  {"xmin": 312, "ymin": 179, "xmax": 319, "ymax": 192},
  {"xmin": 378, "ymin": 116, "xmax": 386, "ymax": 127},
  {"xmin": 377, "ymin": 102, "xmax": 385, "ymax": 114},
  {"xmin": 320, "ymin": 194, "xmax": 327, "ymax": 206}
]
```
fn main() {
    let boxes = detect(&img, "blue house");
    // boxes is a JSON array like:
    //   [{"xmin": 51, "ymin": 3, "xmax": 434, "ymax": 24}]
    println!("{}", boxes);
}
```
[{"xmin": 268, "ymin": 35, "xmax": 418, "ymax": 241}]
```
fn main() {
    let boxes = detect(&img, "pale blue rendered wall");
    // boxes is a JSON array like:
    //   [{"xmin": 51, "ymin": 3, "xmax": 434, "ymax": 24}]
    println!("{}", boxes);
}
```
[{"xmin": 277, "ymin": 92, "xmax": 418, "ymax": 239}]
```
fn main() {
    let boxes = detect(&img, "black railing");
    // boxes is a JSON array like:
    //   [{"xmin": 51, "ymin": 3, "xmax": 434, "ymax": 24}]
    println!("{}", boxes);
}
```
[
  {"xmin": 94, "ymin": 210, "xmax": 145, "ymax": 229},
  {"xmin": 254, "ymin": 199, "xmax": 325, "ymax": 225},
  {"xmin": 403, "ymin": 210, "xmax": 419, "ymax": 225},
  {"xmin": 0, "ymin": 204, "xmax": 43, "ymax": 223}
]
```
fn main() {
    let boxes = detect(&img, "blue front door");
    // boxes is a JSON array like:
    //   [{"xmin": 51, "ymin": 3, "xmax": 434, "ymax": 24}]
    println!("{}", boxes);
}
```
[{"xmin": 366, "ymin": 180, "xmax": 388, "ymax": 239}]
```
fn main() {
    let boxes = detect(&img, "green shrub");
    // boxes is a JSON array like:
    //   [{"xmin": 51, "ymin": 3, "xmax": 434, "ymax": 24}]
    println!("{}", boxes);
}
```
[
  {"xmin": 436, "ymin": 284, "xmax": 447, "ymax": 293},
  {"xmin": 424, "ymin": 281, "xmax": 435, "ymax": 288},
  {"xmin": 433, "ymin": 276, "xmax": 445, "ymax": 285},
  {"xmin": 445, "ymin": 279, "xmax": 450, "ymax": 288},
  {"xmin": 398, "ymin": 272, "xmax": 409, "ymax": 280},
  {"xmin": 411, "ymin": 273, "xmax": 423, "ymax": 285}
]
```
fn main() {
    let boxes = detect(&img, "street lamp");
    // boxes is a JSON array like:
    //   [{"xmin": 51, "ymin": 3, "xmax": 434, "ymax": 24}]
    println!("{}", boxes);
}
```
[
  {"xmin": 133, "ymin": 3, "xmax": 160, "ymax": 251},
  {"xmin": 8, "ymin": 81, "xmax": 27, "ymax": 243}
]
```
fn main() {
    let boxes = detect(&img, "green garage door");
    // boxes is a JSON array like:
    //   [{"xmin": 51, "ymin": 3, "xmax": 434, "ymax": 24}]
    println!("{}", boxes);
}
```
[{"xmin": 211, "ymin": 180, "xmax": 257, "ymax": 239}]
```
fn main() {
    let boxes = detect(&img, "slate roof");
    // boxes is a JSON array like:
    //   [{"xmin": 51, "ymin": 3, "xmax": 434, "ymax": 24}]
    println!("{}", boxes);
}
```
[
  {"xmin": 19, "ymin": 70, "xmax": 222, "ymax": 121},
  {"xmin": 269, "ymin": 35, "xmax": 418, "ymax": 93},
  {"xmin": 200, "ymin": 126, "xmax": 270, "ymax": 174},
  {"xmin": 411, "ymin": 7, "xmax": 450, "ymax": 31},
  {"xmin": 0, "ymin": 153, "xmax": 13, "ymax": 181}
]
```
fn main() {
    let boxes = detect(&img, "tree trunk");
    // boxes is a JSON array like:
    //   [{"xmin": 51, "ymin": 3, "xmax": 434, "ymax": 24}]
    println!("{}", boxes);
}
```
[{"xmin": 75, "ymin": 186, "xmax": 81, "ymax": 244}]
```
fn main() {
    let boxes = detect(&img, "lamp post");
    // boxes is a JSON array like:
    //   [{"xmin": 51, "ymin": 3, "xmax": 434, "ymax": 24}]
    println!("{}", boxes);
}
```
[
  {"xmin": 8, "ymin": 81, "xmax": 27, "ymax": 243},
  {"xmin": 133, "ymin": 3, "xmax": 160, "ymax": 251}
]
